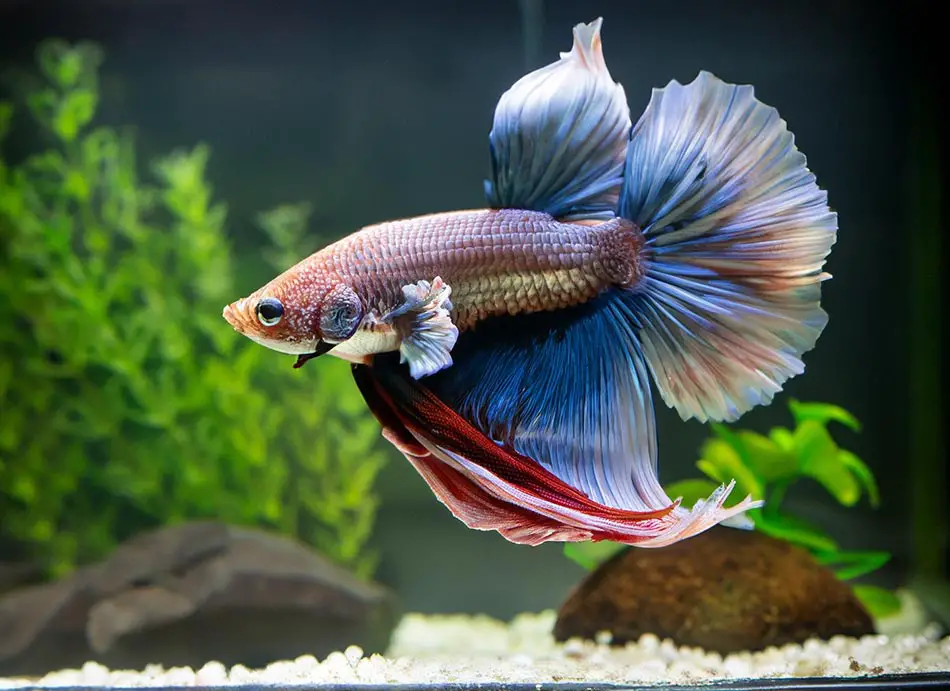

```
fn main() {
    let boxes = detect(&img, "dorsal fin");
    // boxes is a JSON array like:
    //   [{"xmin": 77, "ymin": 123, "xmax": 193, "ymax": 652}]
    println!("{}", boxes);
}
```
[{"xmin": 484, "ymin": 18, "xmax": 631, "ymax": 221}]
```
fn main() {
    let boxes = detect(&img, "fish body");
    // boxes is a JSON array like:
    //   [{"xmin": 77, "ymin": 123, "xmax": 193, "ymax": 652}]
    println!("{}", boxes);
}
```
[
  {"xmin": 323, "ymin": 208, "xmax": 641, "ymax": 331},
  {"xmin": 223, "ymin": 18, "xmax": 837, "ymax": 548},
  {"xmin": 229, "ymin": 208, "xmax": 641, "ymax": 365}
]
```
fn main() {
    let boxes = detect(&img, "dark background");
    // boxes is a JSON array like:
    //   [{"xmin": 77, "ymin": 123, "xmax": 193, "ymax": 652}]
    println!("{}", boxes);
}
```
[{"xmin": 1, "ymin": 0, "xmax": 944, "ymax": 617}]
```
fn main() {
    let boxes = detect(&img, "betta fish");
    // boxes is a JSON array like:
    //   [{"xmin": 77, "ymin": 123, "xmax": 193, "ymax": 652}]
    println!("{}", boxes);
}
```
[{"xmin": 223, "ymin": 18, "xmax": 837, "ymax": 548}]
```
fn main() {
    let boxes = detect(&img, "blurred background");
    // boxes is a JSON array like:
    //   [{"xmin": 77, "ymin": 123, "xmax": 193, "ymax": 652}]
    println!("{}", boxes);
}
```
[{"xmin": 0, "ymin": 0, "xmax": 943, "ymax": 619}]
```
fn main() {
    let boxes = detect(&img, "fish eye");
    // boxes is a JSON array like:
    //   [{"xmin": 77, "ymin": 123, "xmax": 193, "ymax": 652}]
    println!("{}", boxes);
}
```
[{"xmin": 256, "ymin": 297, "xmax": 284, "ymax": 327}]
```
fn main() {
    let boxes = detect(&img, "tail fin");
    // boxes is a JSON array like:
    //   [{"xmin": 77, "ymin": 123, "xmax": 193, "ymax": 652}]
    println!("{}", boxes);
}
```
[{"xmin": 619, "ymin": 71, "xmax": 837, "ymax": 423}]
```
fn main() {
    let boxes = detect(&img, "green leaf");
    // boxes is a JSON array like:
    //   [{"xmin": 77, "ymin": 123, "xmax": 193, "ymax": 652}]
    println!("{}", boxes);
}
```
[
  {"xmin": 734, "ymin": 430, "xmax": 799, "ymax": 483},
  {"xmin": 768, "ymin": 426, "xmax": 795, "ymax": 451},
  {"xmin": 816, "ymin": 549, "xmax": 891, "ymax": 580},
  {"xmin": 10, "ymin": 474, "xmax": 37, "ymax": 503},
  {"xmin": 755, "ymin": 512, "xmax": 839, "ymax": 553},
  {"xmin": 789, "ymin": 399, "xmax": 861, "ymax": 432},
  {"xmin": 795, "ymin": 420, "xmax": 861, "ymax": 506},
  {"xmin": 37, "ymin": 40, "xmax": 80, "ymax": 88},
  {"xmin": 30, "ymin": 518, "xmax": 54, "ymax": 542},
  {"xmin": 57, "ymin": 52, "xmax": 83, "ymax": 88},
  {"xmin": 852, "ymin": 584, "xmax": 902, "ymax": 619},
  {"xmin": 837, "ymin": 449, "xmax": 880, "ymax": 508},
  {"xmin": 53, "ymin": 89, "xmax": 97, "ymax": 143},
  {"xmin": 563, "ymin": 541, "xmax": 627, "ymax": 571},
  {"xmin": 63, "ymin": 169, "xmax": 90, "ymax": 201},
  {"xmin": 664, "ymin": 479, "xmax": 721, "ymax": 509},
  {"xmin": 696, "ymin": 438, "xmax": 763, "ymax": 501}
]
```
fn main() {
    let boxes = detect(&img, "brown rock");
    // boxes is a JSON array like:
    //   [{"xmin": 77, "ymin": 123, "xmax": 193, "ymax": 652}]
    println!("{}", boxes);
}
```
[
  {"xmin": 554, "ymin": 526, "xmax": 875, "ymax": 654},
  {"xmin": 86, "ymin": 586, "xmax": 197, "ymax": 654},
  {"xmin": 0, "ymin": 567, "xmax": 99, "ymax": 675},
  {"xmin": 87, "ymin": 521, "xmax": 231, "ymax": 597},
  {"xmin": 0, "ymin": 522, "xmax": 398, "ymax": 676}
]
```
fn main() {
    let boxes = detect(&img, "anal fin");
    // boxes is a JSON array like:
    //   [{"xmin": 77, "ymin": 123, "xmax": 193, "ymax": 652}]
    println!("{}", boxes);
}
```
[
  {"xmin": 360, "ymin": 288, "xmax": 761, "ymax": 547},
  {"xmin": 354, "ymin": 352, "xmax": 760, "ymax": 547}
]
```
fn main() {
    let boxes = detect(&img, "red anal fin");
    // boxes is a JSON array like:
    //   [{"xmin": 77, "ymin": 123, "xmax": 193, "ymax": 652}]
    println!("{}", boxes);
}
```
[
  {"xmin": 352, "ymin": 363, "xmax": 428, "ymax": 457},
  {"xmin": 353, "ymin": 362, "xmax": 675, "ymax": 525},
  {"xmin": 353, "ymin": 363, "xmax": 584, "ymax": 543},
  {"xmin": 406, "ymin": 443, "xmax": 594, "ymax": 545}
]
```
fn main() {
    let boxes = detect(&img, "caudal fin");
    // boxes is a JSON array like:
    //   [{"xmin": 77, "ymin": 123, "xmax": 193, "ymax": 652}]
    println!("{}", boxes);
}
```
[{"xmin": 619, "ymin": 71, "xmax": 838, "ymax": 423}]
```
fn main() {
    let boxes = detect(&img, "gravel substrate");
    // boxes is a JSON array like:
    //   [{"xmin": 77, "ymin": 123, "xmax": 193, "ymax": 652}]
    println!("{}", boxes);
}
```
[{"xmin": 2, "ymin": 608, "xmax": 948, "ymax": 688}]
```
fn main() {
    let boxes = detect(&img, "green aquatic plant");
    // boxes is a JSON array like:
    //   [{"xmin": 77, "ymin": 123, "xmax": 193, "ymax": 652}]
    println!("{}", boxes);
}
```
[
  {"xmin": 564, "ymin": 400, "xmax": 901, "ymax": 619},
  {"xmin": 0, "ymin": 39, "xmax": 386, "ymax": 579}
]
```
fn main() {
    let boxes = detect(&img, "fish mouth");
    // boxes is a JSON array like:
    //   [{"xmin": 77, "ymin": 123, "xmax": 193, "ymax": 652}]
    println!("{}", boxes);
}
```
[
  {"xmin": 293, "ymin": 340, "xmax": 337, "ymax": 369},
  {"xmin": 222, "ymin": 300, "xmax": 247, "ymax": 331},
  {"xmin": 222, "ymin": 299, "xmax": 319, "ymax": 358},
  {"xmin": 222, "ymin": 298, "xmax": 263, "ymax": 335}
]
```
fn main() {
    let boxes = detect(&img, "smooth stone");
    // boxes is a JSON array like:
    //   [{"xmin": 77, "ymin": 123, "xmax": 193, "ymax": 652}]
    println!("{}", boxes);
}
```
[
  {"xmin": 554, "ymin": 526, "xmax": 875, "ymax": 654},
  {"xmin": 0, "ymin": 521, "xmax": 398, "ymax": 676}
]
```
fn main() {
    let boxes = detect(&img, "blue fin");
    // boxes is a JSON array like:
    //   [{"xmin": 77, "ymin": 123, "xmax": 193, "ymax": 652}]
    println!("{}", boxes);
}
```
[
  {"xmin": 483, "ymin": 17, "xmax": 631, "ymax": 221},
  {"xmin": 381, "ymin": 277, "xmax": 459, "ymax": 379},
  {"xmin": 619, "ymin": 71, "xmax": 838, "ymax": 423},
  {"xmin": 427, "ymin": 291, "xmax": 667, "ymax": 513}
]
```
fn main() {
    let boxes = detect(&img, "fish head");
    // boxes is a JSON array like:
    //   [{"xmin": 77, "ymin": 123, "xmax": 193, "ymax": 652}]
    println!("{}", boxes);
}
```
[{"xmin": 222, "ymin": 259, "xmax": 364, "ymax": 363}]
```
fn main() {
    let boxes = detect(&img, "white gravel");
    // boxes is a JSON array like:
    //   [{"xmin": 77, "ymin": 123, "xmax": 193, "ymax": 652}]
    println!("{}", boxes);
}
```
[{"xmin": 2, "ymin": 602, "xmax": 948, "ymax": 687}]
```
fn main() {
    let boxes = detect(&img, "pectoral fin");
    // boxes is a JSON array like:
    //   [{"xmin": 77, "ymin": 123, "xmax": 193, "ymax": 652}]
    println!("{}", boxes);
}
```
[{"xmin": 381, "ymin": 277, "xmax": 459, "ymax": 379}]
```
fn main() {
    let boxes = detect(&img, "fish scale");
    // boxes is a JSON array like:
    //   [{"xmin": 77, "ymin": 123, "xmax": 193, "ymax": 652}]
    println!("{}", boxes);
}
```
[{"xmin": 325, "ymin": 208, "xmax": 641, "ymax": 330}]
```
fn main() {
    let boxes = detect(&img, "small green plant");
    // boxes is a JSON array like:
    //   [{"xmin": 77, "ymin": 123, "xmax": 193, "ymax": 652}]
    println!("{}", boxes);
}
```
[
  {"xmin": 564, "ymin": 400, "xmax": 901, "ymax": 619},
  {"xmin": 0, "ymin": 40, "xmax": 386, "ymax": 579}
]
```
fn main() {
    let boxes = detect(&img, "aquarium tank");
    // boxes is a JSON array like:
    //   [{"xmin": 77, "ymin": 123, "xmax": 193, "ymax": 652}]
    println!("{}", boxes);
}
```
[{"xmin": 0, "ymin": 0, "xmax": 944, "ymax": 688}]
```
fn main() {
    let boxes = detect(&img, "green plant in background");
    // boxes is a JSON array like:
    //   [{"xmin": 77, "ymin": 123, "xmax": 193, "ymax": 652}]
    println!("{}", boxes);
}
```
[
  {"xmin": 564, "ymin": 400, "xmax": 901, "ymax": 619},
  {"xmin": 0, "ymin": 39, "xmax": 386, "ymax": 579}
]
